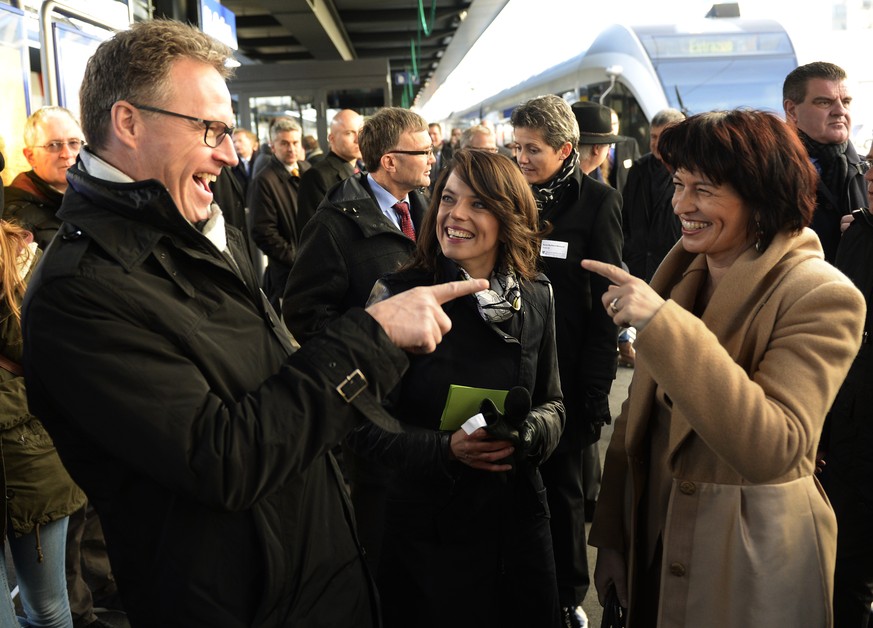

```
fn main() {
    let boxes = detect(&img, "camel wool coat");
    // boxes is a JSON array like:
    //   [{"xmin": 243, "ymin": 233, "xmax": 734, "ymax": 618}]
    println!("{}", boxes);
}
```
[{"xmin": 589, "ymin": 229, "xmax": 865, "ymax": 628}]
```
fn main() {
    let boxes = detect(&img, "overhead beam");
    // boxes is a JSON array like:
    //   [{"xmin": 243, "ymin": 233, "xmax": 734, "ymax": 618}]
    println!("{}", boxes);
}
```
[{"xmin": 257, "ymin": 0, "xmax": 356, "ymax": 61}]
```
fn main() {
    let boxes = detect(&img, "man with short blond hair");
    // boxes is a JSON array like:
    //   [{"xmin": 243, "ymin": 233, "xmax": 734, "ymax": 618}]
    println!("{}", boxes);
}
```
[
  {"xmin": 21, "ymin": 20, "xmax": 483, "ymax": 626},
  {"xmin": 284, "ymin": 106, "xmax": 435, "ymax": 570}
]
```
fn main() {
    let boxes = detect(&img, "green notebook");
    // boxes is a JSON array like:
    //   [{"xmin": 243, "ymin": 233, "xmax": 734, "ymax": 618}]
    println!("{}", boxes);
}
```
[{"xmin": 438, "ymin": 385, "xmax": 508, "ymax": 432}]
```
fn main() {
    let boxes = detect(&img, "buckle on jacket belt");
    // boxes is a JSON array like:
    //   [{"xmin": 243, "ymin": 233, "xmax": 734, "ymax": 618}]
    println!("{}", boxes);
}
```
[{"xmin": 336, "ymin": 368, "xmax": 367, "ymax": 403}]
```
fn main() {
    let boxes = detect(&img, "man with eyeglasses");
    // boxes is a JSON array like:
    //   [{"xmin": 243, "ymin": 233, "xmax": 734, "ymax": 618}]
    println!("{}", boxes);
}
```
[
  {"xmin": 4, "ymin": 106, "xmax": 83, "ymax": 250},
  {"xmin": 283, "ymin": 106, "xmax": 434, "ymax": 571},
  {"xmin": 784, "ymin": 61, "xmax": 868, "ymax": 262},
  {"xmin": 249, "ymin": 117, "xmax": 311, "ymax": 310},
  {"xmin": 21, "ymin": 19, "xmax": 485, "ymax": 627}
]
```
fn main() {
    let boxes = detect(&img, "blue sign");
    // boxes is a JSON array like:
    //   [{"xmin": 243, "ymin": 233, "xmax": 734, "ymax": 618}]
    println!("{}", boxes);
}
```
[
  {"xmin": 393, "ymin": 71, "xmax": 419, "ymax": 86},
  {"xmin": 201, "ymin": 0, "xmax": 237, "ymax": 51}
]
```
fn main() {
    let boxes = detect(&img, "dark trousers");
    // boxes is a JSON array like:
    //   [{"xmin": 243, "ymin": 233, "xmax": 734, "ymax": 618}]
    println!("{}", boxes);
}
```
[
  {"xmin": 540, "ymin": 445, "xmax": 589, "ymax": 607},
  {"xmin": 66, "ymin": 503, "xmax": 117, "ymax": 626},
  {"xmin": 827, "ymin": 474, "xmax": 873, "ymax": 628}
]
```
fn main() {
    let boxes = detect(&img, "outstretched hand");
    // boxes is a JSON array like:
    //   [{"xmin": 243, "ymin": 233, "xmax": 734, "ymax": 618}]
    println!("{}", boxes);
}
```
[
  {"xmin": 581, "ymin": 259, "xmax": 665, "ymax": 331},
  {"xmin": 366, "ymin": 279, "xmax": 488, "ymax": 353}
]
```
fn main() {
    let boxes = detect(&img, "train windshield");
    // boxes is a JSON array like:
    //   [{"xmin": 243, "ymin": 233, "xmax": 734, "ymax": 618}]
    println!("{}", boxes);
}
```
[
  {"xmin": 655, "ymin": 56, "xmax": 797, "ymax": 114},
  {"xmin": 638, "ymin": 28, "xmax": 797, "ymax": 114}
]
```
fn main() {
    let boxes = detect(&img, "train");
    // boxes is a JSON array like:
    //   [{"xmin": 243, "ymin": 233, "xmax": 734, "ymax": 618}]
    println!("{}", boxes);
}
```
[{"xmin": 447, "ymin": 13, "xmax": 799, "ymax": 152}]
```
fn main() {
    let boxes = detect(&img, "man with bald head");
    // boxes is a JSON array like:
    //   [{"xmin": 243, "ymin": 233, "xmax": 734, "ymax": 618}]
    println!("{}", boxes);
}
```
[
  {"xmin": 296, "ymin": 108, "xmax": 364, "ymax": 229},
  {"xmin": 784, "ymin": 61, "xmax": 868, "ymax": 262}
]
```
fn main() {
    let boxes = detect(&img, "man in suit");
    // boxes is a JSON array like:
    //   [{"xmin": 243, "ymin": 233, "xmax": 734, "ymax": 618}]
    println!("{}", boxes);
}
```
[
  {"xmin": 428, "ymin": 121, "xmax": 453, "ymax": 189},
  {"xmin": 230, "ymin": 129, "xmax": 258, "ymax": 193},
  {"xmin": 249, "ymin": 117, "xmax": 310, "ymax": 310},
  {"xmin": 604, "ymin": 108, "xmax": 641, "ymax": 194},
  {"xmin": 283, "ymin": 107, "xmax": 434, "ymax": 571},
  {"xmin": 296, "ymin": 109, "xmax": 363, "ymax": 230}
]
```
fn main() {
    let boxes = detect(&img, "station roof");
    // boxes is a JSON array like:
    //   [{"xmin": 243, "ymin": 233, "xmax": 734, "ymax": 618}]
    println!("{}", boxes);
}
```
[{"xmin": 218, "ymin": 0, "xmax": 507, "ymax": 108}]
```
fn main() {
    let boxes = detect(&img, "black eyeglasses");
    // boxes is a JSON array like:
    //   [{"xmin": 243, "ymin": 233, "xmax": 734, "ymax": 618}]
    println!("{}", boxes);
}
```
[
  {"xmin": 33, "ymin": 139, "xmax": 85, "ymax": 153},
  {"xmin": 386, "ymin": 145, "xmax": 435, "ymax": 157},
  {"xmin": 858, "ymin": 158, "xmax": 873, "ymax": 175},
  {"xmin": 129, "ymin": 103, "xmax": 235, "ymax": 148}
]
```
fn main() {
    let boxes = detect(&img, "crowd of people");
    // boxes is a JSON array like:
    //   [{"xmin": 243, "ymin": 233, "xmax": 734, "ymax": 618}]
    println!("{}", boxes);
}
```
[{"xmin": 0, "ymin": 17, "xmax": 870, "ymax": 628}]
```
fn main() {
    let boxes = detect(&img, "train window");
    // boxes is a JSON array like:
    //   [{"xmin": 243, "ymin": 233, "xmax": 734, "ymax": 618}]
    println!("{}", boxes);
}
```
[{"xmin": 654, "ymin": 56, "xmax": 796, "ymax": 114}]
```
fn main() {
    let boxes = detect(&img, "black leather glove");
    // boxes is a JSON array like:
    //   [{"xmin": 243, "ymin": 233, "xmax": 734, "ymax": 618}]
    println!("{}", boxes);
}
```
[
  {"xmin": 480, "ymin": 388, "xmax": 549, "ymax": 466},
  {"xmin": 584, "ymin": 388, "xmax": 612, "ymax": 427},
  {"xmin": 480, "ymin": 398, "xmax": 521, "ymax": 449}
]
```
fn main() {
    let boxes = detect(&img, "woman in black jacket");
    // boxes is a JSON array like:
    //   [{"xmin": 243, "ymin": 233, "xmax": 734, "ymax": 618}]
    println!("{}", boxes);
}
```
[{"xmin": 348, "ymin": 150, "xmax": 565, "ymax": 628}]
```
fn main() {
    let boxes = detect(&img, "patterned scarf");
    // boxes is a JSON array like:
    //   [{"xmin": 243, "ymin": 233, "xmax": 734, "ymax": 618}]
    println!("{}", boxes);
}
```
[
  {"xmin": 530, "ymin": 148, "xmax": 579, "ymax": 212},
  {"xmin": 798, "ymin": 130, "xmax": 849, "ymax": 212},
  {"xmin": 458, "ymin": 264, "xmax": 521, "ymax": 323}
]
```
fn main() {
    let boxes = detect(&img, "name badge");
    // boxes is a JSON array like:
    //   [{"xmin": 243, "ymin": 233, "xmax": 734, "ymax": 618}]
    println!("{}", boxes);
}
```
[{"xmin": 540, "ymin": 239, "xmax": 569, "ymax": 259}]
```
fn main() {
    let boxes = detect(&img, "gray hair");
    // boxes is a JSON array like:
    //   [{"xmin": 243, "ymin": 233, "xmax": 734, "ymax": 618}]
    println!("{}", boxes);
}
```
[
  {"xmin": 459, "ymin": 124, "xmax": 494, "ymax": 149},
  {"xmin": 271, "ymin": 118, "xmax": 302, "ymax": 139},
  {"xmin": 651, "ymin": 108, "xmax": 686, "ymax": 129},
  {"xmin": 24, "ymin": 106, "xmax": 81, "ymax": 147},
  {"xmin": 511, "ymin": 95, "xmax": 579, "ymax": 149}
]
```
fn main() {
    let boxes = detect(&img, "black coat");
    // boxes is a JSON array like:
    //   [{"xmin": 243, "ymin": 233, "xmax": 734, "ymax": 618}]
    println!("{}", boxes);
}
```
[
  {"xmin": 347, "ymin": 265, "xmax": 564, "ymax": 628},
  {"xmin": 826, "ymin": 208, "xmax": 873, "ymax": 503},
  {"xmin": 282, "ymin": 174, "xmax": 426, "ymax": 343},
  {"xmin": 296, "ymin": 151, "xmax": 356, "ymax": 231},
  {"xmin": 249, "ymin": 155, "xmax": 311, "ymax": 302},
  {"xmin": 538, "ymin": 169, "xmax": 622, "ymax": 448},
  {"xmin": 4, "ymin": 170, "xmax": 64, "ymax": 250},
  {"xmin": 607, "ymin": 136, "xmax": 641, "ymax": 194},
  {"xmin": 21, "ymin": 160, "xmax": 409, "ymax": 627},
  {"xmin": 621, "ymin": 152, "xmax": 681, "ymax": 282},
  {"xmin": 809, "ymin": 140, "xmax": 868, "ymax": 263}
]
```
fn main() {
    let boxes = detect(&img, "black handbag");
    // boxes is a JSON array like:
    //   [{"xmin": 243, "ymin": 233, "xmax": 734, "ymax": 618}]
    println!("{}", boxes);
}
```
[{"xmin": 601, "ymin": 585, "xmax": 626, "ymax": 628}]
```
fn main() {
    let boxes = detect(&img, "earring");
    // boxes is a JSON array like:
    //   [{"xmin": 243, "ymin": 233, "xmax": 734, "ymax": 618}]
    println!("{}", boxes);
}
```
[{"xmin": 755, "ymin": 220, "xmax": 765, "ymax": 253}]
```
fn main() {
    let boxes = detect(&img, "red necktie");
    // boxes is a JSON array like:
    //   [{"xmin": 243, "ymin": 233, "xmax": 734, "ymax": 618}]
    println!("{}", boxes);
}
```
[{"xmin": 393, "ymin": 201, "xmax": 416, "ymax": 241}]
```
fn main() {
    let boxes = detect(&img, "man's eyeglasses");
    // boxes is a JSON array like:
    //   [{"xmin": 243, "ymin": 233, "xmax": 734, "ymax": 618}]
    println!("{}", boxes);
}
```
[
  {"xmin": 858, "ymin": 158, "xmax": 873, "ymax": 175},
  {"xmin": 386, "ymin": 145, "xmax": 435, "ymax": 157},
  {"xmin": 33, "ymin": 140, "xmax": 85, "ymax": 153},
  {"xmin": 129, "ymin": 103, "xmax": 235, "ymax": 148}
]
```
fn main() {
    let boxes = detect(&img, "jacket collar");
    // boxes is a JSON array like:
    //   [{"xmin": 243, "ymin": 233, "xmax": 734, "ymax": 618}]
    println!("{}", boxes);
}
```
[
  {"xmin": 636, "ymin": 229, "xmax": 825, "ymax": 458},
  {"xmin": 5, "ymin": 170, "xmax": 64, "ymax": 208},
  {"xmin": 59, "ymin": 162, "xmax": 217, "ymax": 272},
  {"xmin": 325, "ymin": 174, "xmax": 427, "ymax": 238}
]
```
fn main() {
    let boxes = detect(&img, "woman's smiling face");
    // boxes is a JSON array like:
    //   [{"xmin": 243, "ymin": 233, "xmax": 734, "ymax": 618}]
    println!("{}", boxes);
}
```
[
  {"xmin": 672, "ymin": 167, "xmax": 755, "ymax": 267},
  {"xmin": 436, "ymin": 172, "xmax": 501, "ymax": 279}
]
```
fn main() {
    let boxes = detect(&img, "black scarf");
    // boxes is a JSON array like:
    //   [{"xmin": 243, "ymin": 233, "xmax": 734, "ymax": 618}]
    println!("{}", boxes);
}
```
[
  {"xmin": 530, "ymin": 148, "xmax": 579, "ymax": 213},
  {"xmin": 798, "ymin": 130, "xmax": 849, "ymax": 212}
]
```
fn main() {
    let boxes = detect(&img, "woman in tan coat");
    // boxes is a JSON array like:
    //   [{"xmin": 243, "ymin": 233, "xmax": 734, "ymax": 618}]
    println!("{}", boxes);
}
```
[{"xmin": 584, "ymin": 110, "xmax": 865, "ymax": 627}]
